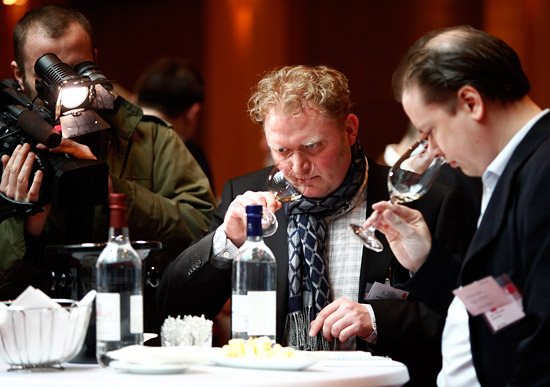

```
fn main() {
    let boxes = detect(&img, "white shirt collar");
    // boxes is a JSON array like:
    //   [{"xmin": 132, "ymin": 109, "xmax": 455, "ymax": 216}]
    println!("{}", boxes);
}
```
[{"xmin": 480, "ymin": 109, "xmax": 549, "ymax": 221}]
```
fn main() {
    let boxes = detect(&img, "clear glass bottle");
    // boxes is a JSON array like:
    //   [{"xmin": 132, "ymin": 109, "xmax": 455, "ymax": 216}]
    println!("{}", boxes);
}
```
[
  {"xmin": 231, "ymin": 205, "xmax": 277, "ymax": 342},
  {"xmin": 96, "ymin": 193, "xmax": 143, "ymax": 367}
]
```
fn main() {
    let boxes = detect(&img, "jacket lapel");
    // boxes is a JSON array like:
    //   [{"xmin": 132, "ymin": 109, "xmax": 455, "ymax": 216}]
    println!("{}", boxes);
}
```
[
  {"xmin": 358, "ymin": 160, "xmax": 393, "ymax": 301},
  {"xmin": 464, "ymin": 112, "xmax": 550, "ymax": 264}
]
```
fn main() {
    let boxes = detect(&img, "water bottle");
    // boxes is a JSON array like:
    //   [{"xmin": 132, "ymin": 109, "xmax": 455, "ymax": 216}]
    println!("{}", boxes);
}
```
[
  {"xmin": 96, "ymin": 193, "xmax": 143, "ymax": 367},
  {"xmin": 231, "ymin": 205, "xmax": 277, "ymax": 342}
]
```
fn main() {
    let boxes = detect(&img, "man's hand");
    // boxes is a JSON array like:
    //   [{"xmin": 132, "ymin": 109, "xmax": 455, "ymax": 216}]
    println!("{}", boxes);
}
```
[
  {"xmin": 1, "ymin": 143, "xmax": 42, "ymax": 203},
  {"xmin": 223, "ymin": 191, "xmax": 281, "ymax": 248},
  {"xmin": 39, "ymin": 137, "xmax": 97, "ymax": 160},
  {"xmin": 309, "ymin": 297, "xmax": 373, "ymax": 342},
  {"xmin": 364, "ymin": 201, "xmax": 432, "ymax": 272},
  {"xmin": 1, "ymin": 143, "xmax": 50, "ymax": 237}
]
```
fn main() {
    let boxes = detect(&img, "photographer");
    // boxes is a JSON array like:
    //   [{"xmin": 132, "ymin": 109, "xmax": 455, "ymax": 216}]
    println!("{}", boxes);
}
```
[{"xmin": 0, "ymin": 4, "xmax": 216, "ymax": 314}]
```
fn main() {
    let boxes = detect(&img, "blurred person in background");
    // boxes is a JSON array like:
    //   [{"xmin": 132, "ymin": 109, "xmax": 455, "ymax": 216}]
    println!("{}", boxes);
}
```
[{"xmin": 134, "ymin": 57, "xmax": 213, "ymax": 185}]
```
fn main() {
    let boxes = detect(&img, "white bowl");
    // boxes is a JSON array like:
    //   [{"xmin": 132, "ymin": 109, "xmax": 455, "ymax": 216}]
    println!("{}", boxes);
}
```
[{"xmin": 0, "ymin": 299, "xmax": 92, "ymax": 371}]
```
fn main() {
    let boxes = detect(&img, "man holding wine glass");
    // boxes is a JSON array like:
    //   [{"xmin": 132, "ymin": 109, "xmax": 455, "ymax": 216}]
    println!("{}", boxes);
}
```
[
  {"xmin": 159, "ymin": 65, "xmax": 473, "ymax": 385},
  {"xmin": 364, "ymin": 26, "xmax": 550, "ymax": 386}
]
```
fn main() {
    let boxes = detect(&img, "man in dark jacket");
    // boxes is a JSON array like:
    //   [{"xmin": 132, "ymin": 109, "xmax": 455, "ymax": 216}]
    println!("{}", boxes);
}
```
[
  {"xmin": 159, "ymin": 65, "xmax": 476, "ymax": 386},
  {"xmin": 367, "ymin": 25, "xmax": 550, "ymax": 386}
]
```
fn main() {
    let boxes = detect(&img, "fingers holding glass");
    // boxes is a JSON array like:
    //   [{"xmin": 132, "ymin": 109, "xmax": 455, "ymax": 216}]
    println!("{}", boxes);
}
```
[{"xmin": 351, "ymin": 138, "xmax": 443, "ymax": 252}]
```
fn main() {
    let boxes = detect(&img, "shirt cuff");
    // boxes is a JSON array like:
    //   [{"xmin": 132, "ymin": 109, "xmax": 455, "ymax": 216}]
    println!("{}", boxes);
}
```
[
  {"xmin": 211, "ymin": 226, "xmax": 239, "ymax": 268},
  {"xmin": 359, "ymin": 303, "xmax": 377, "ymax": 344}
]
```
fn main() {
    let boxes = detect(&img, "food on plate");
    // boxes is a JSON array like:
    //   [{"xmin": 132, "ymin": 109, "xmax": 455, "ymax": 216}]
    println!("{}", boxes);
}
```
[{"xmin": 221, "ymin": 337, "xmax": 295, "ymax": 359}]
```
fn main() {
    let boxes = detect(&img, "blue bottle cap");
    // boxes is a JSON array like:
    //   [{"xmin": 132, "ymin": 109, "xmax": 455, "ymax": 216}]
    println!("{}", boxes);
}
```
[
  {"xmin": 246, "ymin": 205, "xmax": 262, "ymax": 237},
  {"xmin": 246, "ymin": 205, "xmax": 262, "ymax": 215}
]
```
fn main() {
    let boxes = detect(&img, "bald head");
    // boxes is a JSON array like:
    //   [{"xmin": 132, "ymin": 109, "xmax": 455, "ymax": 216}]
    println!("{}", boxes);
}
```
[{"xmin": 392, "ymin": 25, "xmax": 530, "ymax": 111}]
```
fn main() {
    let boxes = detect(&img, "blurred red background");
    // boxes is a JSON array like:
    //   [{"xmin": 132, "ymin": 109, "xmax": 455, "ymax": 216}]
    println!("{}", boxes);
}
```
[{"xmin": 2, "ymin": 0, "xmax": 549, "ymax": 197}]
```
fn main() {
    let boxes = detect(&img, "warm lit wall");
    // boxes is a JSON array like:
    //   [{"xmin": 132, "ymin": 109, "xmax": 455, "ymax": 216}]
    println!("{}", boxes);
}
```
[
  {"xmin": 483, "ymin": 0, "xmax": 550, "ymax": 109},
  {"xmin": 202, "ymin": 0, "xmax": 291, "ymax": 196},
  {"xmin": 1, "ymin": 0, "xmax": 550, "ymax": 196}
]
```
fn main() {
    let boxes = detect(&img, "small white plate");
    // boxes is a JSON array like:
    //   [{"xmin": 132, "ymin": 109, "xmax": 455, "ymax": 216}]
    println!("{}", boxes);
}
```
[
  {"xmin": 107, "ymin": 345, "xmax": 210, "ymax": 365},
  {"xmin": 208, "ymin": 349, "xmax": 318, "ymax": 371},
  {"xmin": 109, "ymin": 360, "xmax": 189, "ymax": 374}
]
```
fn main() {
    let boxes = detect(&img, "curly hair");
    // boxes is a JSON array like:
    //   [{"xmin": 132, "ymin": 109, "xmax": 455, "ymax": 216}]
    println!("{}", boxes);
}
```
[{"xmin": 248, "ymin": 65, "xmax": 351, "ymax": 124}]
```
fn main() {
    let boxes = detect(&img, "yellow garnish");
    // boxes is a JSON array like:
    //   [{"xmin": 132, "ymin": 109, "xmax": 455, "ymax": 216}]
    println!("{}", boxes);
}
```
[{"xmin": 221, "ymin": 337, "xmax": 295, "ymax": 358}]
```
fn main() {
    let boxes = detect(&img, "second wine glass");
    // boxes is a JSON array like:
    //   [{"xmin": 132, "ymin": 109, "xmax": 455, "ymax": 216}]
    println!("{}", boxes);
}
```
[
  {"xmin": 261, "ymin": 155, "xmax": 314, "ymax": 237},
  {"xmin": 350, "ymin": 139, "xmax": 445, "ymax": 252}
]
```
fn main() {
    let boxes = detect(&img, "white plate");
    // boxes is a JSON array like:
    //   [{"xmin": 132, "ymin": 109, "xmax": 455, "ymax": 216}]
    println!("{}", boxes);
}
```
[
  {"xmin": 109, "ymin": 360, "xmax": 189, "ymax": 374},
  {"xmin": 107, "ymin": 345, "xmax": 210, "ymax": 365},
  {"xmin": 208, "ymin": 349, "xmax": 318, "ymax": 371}
]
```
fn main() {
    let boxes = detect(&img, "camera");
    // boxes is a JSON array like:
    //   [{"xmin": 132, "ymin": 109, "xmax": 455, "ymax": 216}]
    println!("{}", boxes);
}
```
[{"xmin": 0, "ymin": 55, "xmax": 112, "ymax": 215}]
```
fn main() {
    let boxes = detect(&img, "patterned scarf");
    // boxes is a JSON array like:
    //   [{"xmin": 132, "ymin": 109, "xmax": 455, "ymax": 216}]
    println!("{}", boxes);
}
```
[{"xmin": 283, "ymin": 141, "xmax": 366, "ymax": 350}]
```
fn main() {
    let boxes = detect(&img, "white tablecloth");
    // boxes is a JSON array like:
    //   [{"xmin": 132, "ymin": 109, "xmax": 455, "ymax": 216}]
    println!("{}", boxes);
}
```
[{"xmin": 0, "ymin": 358, "xmax": 409, "ymax": 387}]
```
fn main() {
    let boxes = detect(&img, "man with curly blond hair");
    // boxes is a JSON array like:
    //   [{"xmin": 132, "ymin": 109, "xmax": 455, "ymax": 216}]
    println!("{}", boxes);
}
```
[{"xmin": 159, "ymin": 65, "xmax": 471, "ymax": 385}]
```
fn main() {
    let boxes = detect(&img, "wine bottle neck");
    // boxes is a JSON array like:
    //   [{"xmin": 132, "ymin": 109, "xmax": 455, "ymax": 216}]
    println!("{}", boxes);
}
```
[
  {"xmin": 246, "ymin": 235, "xmax": 263, "ymax": 243},
  {"xmin": 246, "ymin": 214, "xmax": 262, "ymax": 239},
  {"xmin": 108, "ymin": 205, "xmax": 129, "ymax": 240},
  {"xmin": 108, "ymin": 226, "xmax": 130, "ymax": 240}
]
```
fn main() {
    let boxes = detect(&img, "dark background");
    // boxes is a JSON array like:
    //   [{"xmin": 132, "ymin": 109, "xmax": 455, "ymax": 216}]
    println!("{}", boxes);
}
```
[{"xmin": 2, "ymin": 0, "xmax": 549, "ymax": 196}]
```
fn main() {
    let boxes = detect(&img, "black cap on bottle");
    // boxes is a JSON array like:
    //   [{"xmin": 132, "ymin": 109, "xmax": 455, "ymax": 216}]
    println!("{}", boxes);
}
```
[{"xmin": 246, "ymin": 205, "xmax": 262, "ymax": 237}]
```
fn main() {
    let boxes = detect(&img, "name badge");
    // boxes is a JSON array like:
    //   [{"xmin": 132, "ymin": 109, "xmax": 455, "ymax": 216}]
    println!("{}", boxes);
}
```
[
  {"xmin": 453, "ymin": 274, "xmax": 525, "ymax": 332},
  {"xmin": 365, "ymin": 281, "xmax": 409, "ymax": 301}
]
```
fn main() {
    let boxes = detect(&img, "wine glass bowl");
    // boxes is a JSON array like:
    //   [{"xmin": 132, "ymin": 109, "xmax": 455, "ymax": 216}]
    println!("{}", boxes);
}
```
[
  {"xmin": 388, "ymin": 139, "xmax": 445, "ymax": 204},
  {"xmin": 266, "ymin": 164, "xmax": 310, "ymax": 203},
  {"xmin": 261, "ymin": 155, "xmax": 314, "ymax": 237},
  {"xmin": 351, "ymin": 139, "xmax": 444, "ymax": 251}
]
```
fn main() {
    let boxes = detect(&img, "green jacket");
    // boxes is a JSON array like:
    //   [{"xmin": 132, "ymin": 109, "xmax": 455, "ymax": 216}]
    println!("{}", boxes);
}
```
[{"xmin": 0, "ymin": 97, "xmax": 216, "ymax": 299}]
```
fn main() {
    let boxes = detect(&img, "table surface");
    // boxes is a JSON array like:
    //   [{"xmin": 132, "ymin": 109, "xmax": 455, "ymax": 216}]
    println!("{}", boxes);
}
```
[{"xmin": 0, "ymin": 356, "xmax": 409, "ymax": 387}]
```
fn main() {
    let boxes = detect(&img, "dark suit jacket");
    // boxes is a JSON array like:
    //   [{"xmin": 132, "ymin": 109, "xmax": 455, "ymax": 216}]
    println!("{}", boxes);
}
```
[
  {"xmin": 405, "ymin": 112, "xmax": 550, "ymax": 386},
  {"xmin": 158, "ymin": 159, "xmax": 475, "ymax": 386}
]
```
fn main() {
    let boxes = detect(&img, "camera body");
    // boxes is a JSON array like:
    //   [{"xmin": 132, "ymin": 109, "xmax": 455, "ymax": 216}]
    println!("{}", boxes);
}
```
[{"xmin": 0, "ymin": 78, "xmax": 108, "ymax": 211}]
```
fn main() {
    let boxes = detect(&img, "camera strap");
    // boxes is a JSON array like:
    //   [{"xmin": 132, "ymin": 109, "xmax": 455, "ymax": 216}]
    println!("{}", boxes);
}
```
[{"xmin": 0, "ymin": 191, "xmax": 44, "ymax": 221}]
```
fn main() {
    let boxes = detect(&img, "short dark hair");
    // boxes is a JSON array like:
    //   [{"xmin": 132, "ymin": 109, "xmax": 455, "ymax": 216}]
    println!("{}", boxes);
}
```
[
  {"xmin": 392, "ymin": 25, "xmax": 530, "ymax": 111},
  {"xmin": 13, "ymin": 4, "xmax": 94, "ymax": 72},
  {"xmin": 135, "ymin": 58, "xmax": 204, "ymax": 118}
]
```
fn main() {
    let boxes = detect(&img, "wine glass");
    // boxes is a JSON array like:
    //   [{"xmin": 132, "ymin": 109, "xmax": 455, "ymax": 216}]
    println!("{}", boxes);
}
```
[
  {"xmin": 350, "ymin": 139, "xmax": 445, "ymax": 252},
  {"xmin": 261, "ymin": 154, "xmax": 314, "ymax": 237}
]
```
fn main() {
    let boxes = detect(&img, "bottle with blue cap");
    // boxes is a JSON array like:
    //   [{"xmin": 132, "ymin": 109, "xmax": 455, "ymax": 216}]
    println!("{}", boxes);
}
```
[{"xmin": 231, "ymin": 204, "xmax": 277, "ymax": 342}]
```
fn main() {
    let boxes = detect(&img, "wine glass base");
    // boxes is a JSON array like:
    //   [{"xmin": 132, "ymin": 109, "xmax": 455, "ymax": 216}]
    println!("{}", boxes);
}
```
[
  {"xmin": 349, "ymin": 224, "xmax": 384, "ymax": 252},
  {"xmin": 7, "ymin": 364, "xmax": 64, "ymax": 372},
  {"xmin": 261, "ymin": 207, "xmax": 278, "ymax": 237}
]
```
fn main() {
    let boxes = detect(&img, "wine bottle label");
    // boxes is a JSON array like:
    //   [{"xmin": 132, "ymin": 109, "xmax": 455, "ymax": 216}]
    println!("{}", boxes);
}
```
[
  {"xmin": 96, "ymin": 292, "xmax": 121, "ymax": 341},
  {"xmin": 130, "ymin": 294, "xmax": 144, "ymax": 334},
  {"xmin": 231, "ymin": 294, "xmax": 249, "ymax": 333},
  {"xmin": 248, "ymin": 291, "xmax": 276, "ymax": 336}
]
